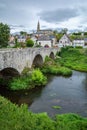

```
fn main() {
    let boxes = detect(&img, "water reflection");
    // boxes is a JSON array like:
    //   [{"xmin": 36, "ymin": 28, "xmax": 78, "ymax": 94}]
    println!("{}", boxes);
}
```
[{"xmin": 0, "ymin": 86, "xmax": 44, "ymax": 106}]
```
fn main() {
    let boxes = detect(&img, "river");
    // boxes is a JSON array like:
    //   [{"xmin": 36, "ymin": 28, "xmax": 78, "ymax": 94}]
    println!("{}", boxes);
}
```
[{"xmin": 0, "ymin": 70, "xmax": 87, "ymax": 117}]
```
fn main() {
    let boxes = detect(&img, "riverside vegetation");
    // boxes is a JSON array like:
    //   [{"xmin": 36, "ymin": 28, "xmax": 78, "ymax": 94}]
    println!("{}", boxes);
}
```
[
  {"xmin": 0, "ymin": 55, "xmax": 72, "ymax": 91},
  {"xmin": 56, "ymin": 46, "xmax": 87, "ymax": 72},
  {"xmin": 9, "ymin": 56, "xmax": 72, "ymax": 91},
  {"xmin": 0, "ymin": 96, "xmax": 87, "ymax": 130},
  {"xmin": 9, "ymin": 69, "xmax": 47, "ymax": 90},
  {"xmin": 1, "ymin": 47, "xmax": 87, "ymax": 129},
  {"xmin": 41, "ymin": 56, "xmax": 72, "ymax": 76}
]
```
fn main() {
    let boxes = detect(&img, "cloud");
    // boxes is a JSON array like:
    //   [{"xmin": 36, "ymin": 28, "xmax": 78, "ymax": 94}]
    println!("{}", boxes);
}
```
[
  {"xmin": 1, "ymin": 0, "xmax": 87, "ymax": 32},
  {"xmin": 38, "ymin": 8, "xmax": 79, "ymax": 23}
]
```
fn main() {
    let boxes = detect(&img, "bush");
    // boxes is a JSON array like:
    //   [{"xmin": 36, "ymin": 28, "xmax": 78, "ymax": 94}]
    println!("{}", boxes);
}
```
[
  {"xmin": 9, "ymin": 76, "xmax": 32, "ymax": 90},
  {"xmin": 8, "ymin": 69, "xmax": 47, "ymax": 90},
  {"xmin": 31, "ymin": 69, "xmax": 47, "ymax": 86},
  {"xmin": 0, "ymin": 96, "xmax": 55, "ymax": 130},
  {"xmin": 26, "ymin": 39, "xmax": 34, "ymax": 47},
  {"xmin": 0, "ymin": 96, "xmax": 87, "ymax": 130},
  {"xmin": 55, "ymin": 113, "xmax": 87, "ymax": 130},
  {"xmin": 75, "ymin": 46, "xmax": 83, "ymax": 49}
]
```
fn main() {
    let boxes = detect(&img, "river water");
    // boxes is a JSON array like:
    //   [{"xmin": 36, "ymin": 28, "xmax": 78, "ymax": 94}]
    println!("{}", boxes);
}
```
[{"xmin": 0, "ymin": 71, "xmax": 87, "ymax": 117}]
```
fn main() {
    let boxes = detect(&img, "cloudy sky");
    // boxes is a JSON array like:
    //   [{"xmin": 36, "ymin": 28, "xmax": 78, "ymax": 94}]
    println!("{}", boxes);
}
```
[{"xmin": 0, "ymin": 0, "xmax": 87, "ymax": 33}]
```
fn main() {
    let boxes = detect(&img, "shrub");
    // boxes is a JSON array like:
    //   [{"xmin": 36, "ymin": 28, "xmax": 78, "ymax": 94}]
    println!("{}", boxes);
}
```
[
  {"xmin": 0, "ymin": 96, "xmax": 55, "ymax": 130},
  {"xmin": 26, "ymin": 39, "xmax": 34, "ymax": 47},
  {"xmin": 75, "ymin": 46, "xmax": 83, "ymax": 49},
  {"xmin": 8, "ymin": 76, "xmax": 32, "ymax": 90},
  {"xmin": 9, "ymin": 69, "xmax": 47, "ymax": 90},
  {"xmin": 0, "ymin": 96, "xmax": 87, "ymax": 130},
  {"xmin": 31, "ymin": 69, "xmax": 47, "ymax": 86}
]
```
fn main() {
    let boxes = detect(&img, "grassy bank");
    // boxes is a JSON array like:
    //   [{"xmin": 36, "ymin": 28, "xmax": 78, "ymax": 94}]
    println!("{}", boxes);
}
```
[
  {"xmin": 0, "ymin": 96, "xmax": 87, "ymax": 130},
  {"xmin": 41, "ymin": 56, "xmax": 72, "ymax": 76},
  {"xmin": 0, "ymin": 69, "xmax": 47, "ymax": 90},
  {"xmin": 0, "ymin": 57, "xmax": 72, "ymax": 91},
  {"xmin": 56, "ymin": 47, "xmax": 87, "ymax": 72}
]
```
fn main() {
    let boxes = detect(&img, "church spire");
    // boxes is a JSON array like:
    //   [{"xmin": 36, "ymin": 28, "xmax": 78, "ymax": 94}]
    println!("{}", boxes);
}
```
[{"xmin": 37, "ymin": 21, "xmax": 40, "ymax": 32}]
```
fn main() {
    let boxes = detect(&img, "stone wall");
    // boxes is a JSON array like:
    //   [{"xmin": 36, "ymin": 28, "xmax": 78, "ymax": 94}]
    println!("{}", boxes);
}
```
[{"xmin": 0, "ymin": 47, "xmax": 59, "ymax": 73}]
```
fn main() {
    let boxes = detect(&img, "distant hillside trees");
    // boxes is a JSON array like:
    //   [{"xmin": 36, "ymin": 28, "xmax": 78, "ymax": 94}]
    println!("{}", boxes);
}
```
[{"xmin": 0, "ymin": 23, "xmax": 10, "ymax": 48}]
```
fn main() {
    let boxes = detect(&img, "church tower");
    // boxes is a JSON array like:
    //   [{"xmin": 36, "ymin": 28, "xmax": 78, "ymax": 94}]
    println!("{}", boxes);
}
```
[{"xmin": 37, "ymin": 21, "xmax": 40, "ymax": 32}]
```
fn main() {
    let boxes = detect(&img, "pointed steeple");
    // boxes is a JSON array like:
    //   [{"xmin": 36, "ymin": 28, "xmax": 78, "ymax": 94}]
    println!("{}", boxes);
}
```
[{"xmin": 37, "ymin": 21, "xmax": 40, "ymax": 32}]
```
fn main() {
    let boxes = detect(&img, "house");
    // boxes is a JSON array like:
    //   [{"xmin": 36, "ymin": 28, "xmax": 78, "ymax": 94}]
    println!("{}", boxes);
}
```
[
  {"xmin": 17, "ymin": 35, "xmax": 27, "ymax": 43},
  {"xmin": 84, "ymin": 38, "xmax": 87, "ymax": 46},
  {"xmin": 58, "ymin": 34, "xmax": 72, "ymax": 47},
  {"xmin": 31, "ymin": 21, "xmax": 56, "ymax": 47},
  {"xmin": 37, "ymin": 35, "xmax": 54, "ymax": 47},
  {"xmin": 73, "ymin": 39, "xmax": 85, "ymax": 47},
  {"xmin": 9, "ymin": 35, "xmax": 15, "ymax": 47}
]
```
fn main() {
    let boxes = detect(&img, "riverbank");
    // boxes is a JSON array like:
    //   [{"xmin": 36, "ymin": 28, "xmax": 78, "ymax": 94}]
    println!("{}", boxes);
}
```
[
  {"xmin": 0, "ymin": 56, "xmax": 72, "ymax": 91},
  {"xmin": 41, "ymin": 56, "xmax": 72, "ymax": 76},
  {"xmin": 56, "ymin": 47, "xmax": 87, "ymax": 72},
  {"xmin": 0, "ymin": 96, "xmax": 87, "ymax": 130}
]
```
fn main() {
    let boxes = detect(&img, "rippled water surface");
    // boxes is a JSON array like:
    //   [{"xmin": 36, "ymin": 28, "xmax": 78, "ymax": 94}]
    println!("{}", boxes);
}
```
[{"xmin": 0, "ymin": 71, "xmax": 87, "ymax": 117}]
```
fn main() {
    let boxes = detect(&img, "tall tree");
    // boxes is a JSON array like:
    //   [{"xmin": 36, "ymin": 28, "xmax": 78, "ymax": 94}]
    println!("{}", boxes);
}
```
[
  {"xmin": 0, "ymin": 23, "xmax": 10, "ymax": 48},
  {"xmin": 61, "ymin": 28, "xmax": 68, "ymax": 34},
  {"xmin": 20, "ymin": 31, "xmax": 27, "ymax": 36}
]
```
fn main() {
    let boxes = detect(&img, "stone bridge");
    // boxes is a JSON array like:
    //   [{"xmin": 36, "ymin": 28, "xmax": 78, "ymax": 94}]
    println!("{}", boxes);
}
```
[{"xmin": 0, "ymin": 47, "xmax": 60, "ymax": 75}]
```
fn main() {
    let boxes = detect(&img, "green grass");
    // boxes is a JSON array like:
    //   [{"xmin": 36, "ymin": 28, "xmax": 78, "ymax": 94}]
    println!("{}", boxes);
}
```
[
  {"xmin": 0, "ymin": 96, "xmax": 87, "ymax": 130},
  {"xmin": 56, "ymin": 47, "xmax": 87, "ymax": 72},
  {"xmin": 41, "ymin": 56, "xmax": 72, "ymax": 76}
]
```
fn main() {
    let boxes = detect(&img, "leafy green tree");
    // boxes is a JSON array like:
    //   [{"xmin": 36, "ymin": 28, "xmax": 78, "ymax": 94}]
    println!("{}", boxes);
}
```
[
  {"xmin": 20, "ymin": 31, "xmax": 27, "ymax": 36},
  {"xmin": 53, "ymin": 30, "xmax": 58, "ymax": 36},
  {"xmin": 56, "ymin": 33, "xmax": 63, "ymax": 42},
  {"xmin": 26, "ymin": 39, "xmax": 34, "ymax": 47},
  {"xmin": 61, "ymin": 28, "xmax": 68, "ymax": 34},
  {"xmin": 0, "ymin": 23, "xmax": 10, "ymax": 48}
]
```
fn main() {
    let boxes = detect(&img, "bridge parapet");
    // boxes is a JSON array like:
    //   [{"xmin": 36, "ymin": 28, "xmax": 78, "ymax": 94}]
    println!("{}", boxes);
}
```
[{"xmin": 0, "ymin": 47, "xmax": 60, "ymax": 73}]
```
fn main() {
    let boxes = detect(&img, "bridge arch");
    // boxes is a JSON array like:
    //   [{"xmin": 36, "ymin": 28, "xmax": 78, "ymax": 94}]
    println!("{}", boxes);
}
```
[
  {"xmin": 32, "ymin": 54, "xmax": 43, "ymax": 68},
  {"xmin": 49, "ymin": 52, "xmax": 55, "ymax": 59},
  {"xmin": 0, "ymin": 67, "xmax": 20, "ymax": 77}
]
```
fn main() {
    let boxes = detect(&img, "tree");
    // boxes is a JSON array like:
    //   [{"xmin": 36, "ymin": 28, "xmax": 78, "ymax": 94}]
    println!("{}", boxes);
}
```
[
  {"xmin": 0, "ymin": 23, "xmax": 10, "ymax": 48},
  {"xmin": 26, "ymin": 39, "xmax": 34, "ymax": 47},
  {"xmin": 56, "ymin": 33, "xmax": 63, "ymax": 42},
  {"xmin": 61, "ymin": 28, "xmax": 68, "ymax": 34},
  {"xmin": 20, "ymin": 31, "xmax": 27, "ymax": 36},
  {"xmin": 53, "ymin": 30, "xmax": 58, "ymax": 36}
]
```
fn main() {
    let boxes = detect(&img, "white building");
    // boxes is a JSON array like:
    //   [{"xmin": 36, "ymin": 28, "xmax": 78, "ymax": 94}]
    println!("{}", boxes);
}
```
[
  {"xmin": 17, "ymin": 35, "xmax": 27, "ymax": 43},
  {"xmin": 73, "ymin": 39, "xmax": 85, "ymax": 47},
  {"xmin": 37, "ymin": 35, "xmax": 56, "ymax": 47},
  {"xmin": 58, "ymin": 34, "xmax": 72, "ymax": 47}
]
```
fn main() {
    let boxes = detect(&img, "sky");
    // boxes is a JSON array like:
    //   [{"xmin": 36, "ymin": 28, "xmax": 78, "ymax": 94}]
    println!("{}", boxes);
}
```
[{"xmin": 0, "ymin": 0, "xmax": 87, "ymax": 33}]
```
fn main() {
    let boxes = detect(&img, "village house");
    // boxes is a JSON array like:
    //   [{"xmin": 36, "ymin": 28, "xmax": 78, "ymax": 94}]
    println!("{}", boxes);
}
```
[
  {"xmin": 9, "ymin": 35, "xmax": 15, "ymax": 47},
  {"xmin": 37, "ymin": 35, "xmax": 56, "ymax": 47},
  {"xmin": 31, "ymin": 21, "xmax": 56, "ymax": 47},
  {"xmin": 84, "ymin": 38, "xmax": 87, "ymax": 47},
  {"xmin": 17, "ymin": 35, "xmax": 27, "ymax": 43},
  {"xmin": 58, "ymin": 34, "xmax": 72, "ymax": 47},
  {"xmin": 73, "ymin": 39, "xmax": 85, "ymax": 47}
]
